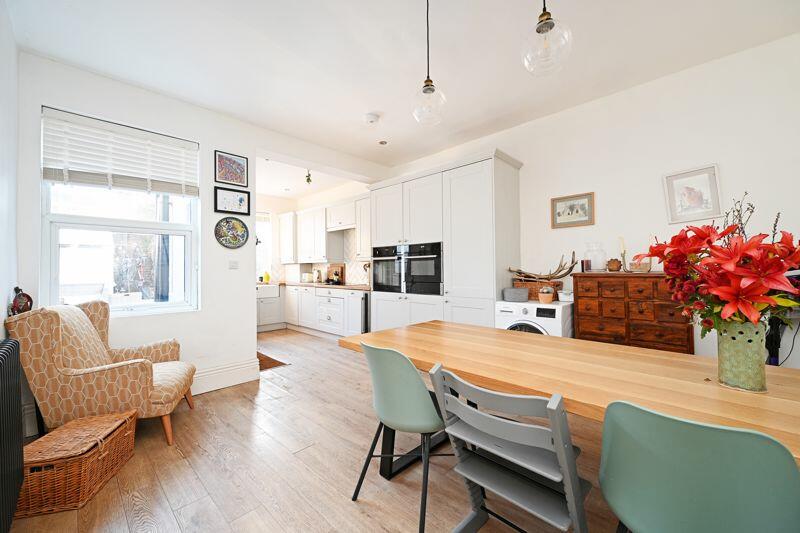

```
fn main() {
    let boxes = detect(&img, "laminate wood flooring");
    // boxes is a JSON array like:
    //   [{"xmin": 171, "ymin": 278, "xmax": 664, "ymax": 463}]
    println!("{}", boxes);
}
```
[{"xmin": 11, "ymin": 329, "xmax": 616, "ymax": 532}]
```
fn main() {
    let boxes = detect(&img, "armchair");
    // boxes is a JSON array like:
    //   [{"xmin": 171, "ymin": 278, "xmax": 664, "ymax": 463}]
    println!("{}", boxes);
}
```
[{"xmin": 4, "ymin": 301, "xmax": 195, "ymax": 445}]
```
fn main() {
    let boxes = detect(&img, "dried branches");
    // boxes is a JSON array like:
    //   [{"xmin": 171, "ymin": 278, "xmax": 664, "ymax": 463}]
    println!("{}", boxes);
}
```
[{"xmin": 509, "ymin": 251, "xmax": 578, "ymax": 281}]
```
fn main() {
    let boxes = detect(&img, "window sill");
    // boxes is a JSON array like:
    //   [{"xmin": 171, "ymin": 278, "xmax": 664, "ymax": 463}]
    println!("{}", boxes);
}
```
[{"xmin": 110, "ymin": 304, "xmax": 199, "ymax": 319}]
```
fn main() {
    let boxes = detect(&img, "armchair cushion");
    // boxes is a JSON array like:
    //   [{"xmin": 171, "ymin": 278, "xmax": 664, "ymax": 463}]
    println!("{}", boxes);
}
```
[
  {"xmin": 54, "ymin": 305, "xmax": 112, "ymax": 369},
  {"xmin": 148, "ymin": 361, "xmax": 196, "ymax": 408}
]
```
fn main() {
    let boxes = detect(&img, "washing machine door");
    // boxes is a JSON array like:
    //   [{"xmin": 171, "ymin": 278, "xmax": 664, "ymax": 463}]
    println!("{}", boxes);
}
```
[{"xmin": 507, "ymin": 321, "xmax": 548, "ymax": 334}]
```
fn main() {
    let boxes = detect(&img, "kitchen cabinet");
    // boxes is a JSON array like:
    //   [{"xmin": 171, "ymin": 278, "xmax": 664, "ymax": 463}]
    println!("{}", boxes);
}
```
[
  {"xmin": 444, "ymin": 296, "xmax": 495, "ymax": 328},
  {"xmin": 355, "ymin": 197, "xmax": 371, "ymax": 260},
  {"xmin": 296, "ymin": 207, "xmax": 343, "ymax": 263},
  {"xmin": 345, "ymin": 290, "xmax": 367, "ymax": 336},
  {"xmin": 278, "ymin": 212, "xmax": 296, "ymax": 264},
  {"xmin": 326, "ymin": 202, "xmax": 356, "ymax": 230},
  {"xmin": 402, "ymin": 173, "xmax": 442, "ymax": 244},
  {"xmin": 257, "ymin": 297, "xmax": 282, "ymax": 326},
  {"xmin": 408, "ymin": 293, "xmax": 444, "ymax": 324},
  {"xmin": 370, "ymin": 292, "xmax": 443, "ymax": 332},
  {"xmin": 317, "ymin": 295, "xmax": 345, "ymax": 335},
  {"xmin": 298, "ymin": 286, "xmax": 316, "ymax": 328},
  {"xmin": 283, "ymin": 285, "xmax": 299, "ymax": 325},
  {"xmin": 296, "ymin": 210, "xmax": 315, "ymax": 262},
  {"xmin": 371, "ymin": 184, "xmax": 404, "ymax": 247}
]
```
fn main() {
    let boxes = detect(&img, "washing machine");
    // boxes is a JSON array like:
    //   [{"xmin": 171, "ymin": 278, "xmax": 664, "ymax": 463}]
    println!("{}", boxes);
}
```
[{"xmin": 495, "ymin": 300, "xmax": 574, "ymax": 337}]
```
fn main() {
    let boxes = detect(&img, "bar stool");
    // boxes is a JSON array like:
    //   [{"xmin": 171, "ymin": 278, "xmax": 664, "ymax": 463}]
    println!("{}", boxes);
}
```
[{"xmin": 600, "ymin": 401, "xmax": 800, "ymax": 533}]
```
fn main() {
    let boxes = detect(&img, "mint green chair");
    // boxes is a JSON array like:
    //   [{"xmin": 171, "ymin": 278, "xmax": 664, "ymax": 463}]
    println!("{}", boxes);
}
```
[
  {"xmin": 600, "ymin": 401, "xmax": 800, "ymax": 533},
  {"xmin": 351, "ymin": 343, "xmax": 446, "ymax": 532}
]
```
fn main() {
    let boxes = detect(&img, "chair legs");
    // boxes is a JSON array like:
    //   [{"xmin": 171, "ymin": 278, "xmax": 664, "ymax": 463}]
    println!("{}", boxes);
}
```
[
  {"xmin": 352, "ymin": 422, "xmax": 384, "ymax": 501},
  {"xmin": 184, "ymin": 389, "xmax": 195, "ymax": 409},
  {"xmin": 419, "ymin": 433, "xmax": 432, "ymax": 533},
  {"xmin": 616, "ymin": 522, "xmax": 631, "ymax": 533},
  {"xmin": 160, "ymin": 414, "xmax": 174, "ymax": 446}
]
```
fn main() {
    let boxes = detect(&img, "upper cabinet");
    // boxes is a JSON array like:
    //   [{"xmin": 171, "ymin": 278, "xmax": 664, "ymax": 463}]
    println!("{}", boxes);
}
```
[
  {"xmin": 326, "ymin": 202, "xmax": 356, "ymax": 230},
  {"xmin": 355, "ymin": 197, "xmax": 371, "ymax": 260},
  {"xmin": 278, "ymin": 212, "xmax": 296, "ymax": 264},
  {"xmin": 296, "ymin": 207, "xmax": 343, "ymax": 263},
  {"xmin": 371, "ymin": 173, "xmax": 442, "ymax": 247}
]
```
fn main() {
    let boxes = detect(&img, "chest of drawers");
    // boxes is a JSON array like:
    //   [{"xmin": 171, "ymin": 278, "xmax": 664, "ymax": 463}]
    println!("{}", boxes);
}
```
[{"xmin": 572, "ymin": 272, "xmax": 694, "ymax": 354}]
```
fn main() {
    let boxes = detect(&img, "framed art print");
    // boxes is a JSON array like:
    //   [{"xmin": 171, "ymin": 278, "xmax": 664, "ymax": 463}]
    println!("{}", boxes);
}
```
[
  {"xmin": 214, "ymin": 186, "xmax": 250, "ymax": 215},
  {"xmin": 214, "ymin": 150, "xmax": 248, "ymax": 187},
  {"xmin": 663, "ymin": 165, "xmax": 721, "ymax": 224},
  {"xmin": 551, "ymin": 192, "xmax": 595, "ymax": 229}
]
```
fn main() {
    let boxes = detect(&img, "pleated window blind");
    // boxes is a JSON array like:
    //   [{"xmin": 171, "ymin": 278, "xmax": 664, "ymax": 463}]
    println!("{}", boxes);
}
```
[{"xmin": 41, "ymin": 107, "xmax": 200, "ymax": 197}]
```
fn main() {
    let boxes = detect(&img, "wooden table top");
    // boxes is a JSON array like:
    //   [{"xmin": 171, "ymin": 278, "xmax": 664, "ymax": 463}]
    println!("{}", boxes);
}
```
[{"xmin": 340, "ymin": 321, "xmax": 800, "ymax": 464}]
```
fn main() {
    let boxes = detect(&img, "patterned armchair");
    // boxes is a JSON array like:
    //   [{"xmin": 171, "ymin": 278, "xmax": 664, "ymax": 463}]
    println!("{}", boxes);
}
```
[{"xmin": 4, "ymin": 301, "xmax": 195, "ymax": 445}]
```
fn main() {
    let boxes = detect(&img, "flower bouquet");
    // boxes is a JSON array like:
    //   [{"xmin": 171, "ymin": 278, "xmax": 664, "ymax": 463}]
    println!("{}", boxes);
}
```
[{"xmin": 636, "ymin": 197, "xmax": 800, "ymax": 391}]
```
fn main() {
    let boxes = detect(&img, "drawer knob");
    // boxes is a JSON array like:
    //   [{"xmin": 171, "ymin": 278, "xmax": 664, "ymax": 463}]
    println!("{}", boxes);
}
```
[
  {"xmin": 583, "ymin": 287, "xmax": 590, "ymax": 291},
  {"xmin": 584, "ymin": 305, "xmax": 591, "ymax": 310},
  {"xmin": 608, "ymin": 288, "xmax": 616, "ymax": 292},
  {"xmin": 655, "ymin": 332, "xmax": 664, "ymax": 338},
  {"xmin": 598, "ymin": 325, "xmax": 605, "ymax": 331},
  {"xmin": 637, "ymin": 288, "xmax": 644, "ymax": 293},
  {"xmin": 638, "ymin": 308, "xmax": 645, "ymax": 314},
  {"xmin": 668, "ymin": 311, "xmax": 675, "ymax": 316},
  {"xmin": 610, "ymin": 307, "xmax": 616, "ymax": 312}
]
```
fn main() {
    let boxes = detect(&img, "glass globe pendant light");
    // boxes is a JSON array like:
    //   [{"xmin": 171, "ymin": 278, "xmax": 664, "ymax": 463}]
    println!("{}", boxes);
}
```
[
  {"xmin": 412, "ymin": 0, "xmax": 446, "ymax": 125},
  {"xmin": 522, "ymin": 0, "xmax": 572, "ymax": 77}
]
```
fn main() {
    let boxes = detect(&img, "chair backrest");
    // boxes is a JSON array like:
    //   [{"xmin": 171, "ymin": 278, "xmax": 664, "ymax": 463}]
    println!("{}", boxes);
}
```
[
  {"xmin": 600, "ymin": 401, "xmax": 800, "ymax": 533},
  {"xmin": 360, "ymin": 343, "xmax": 443, "ymax": 434}
]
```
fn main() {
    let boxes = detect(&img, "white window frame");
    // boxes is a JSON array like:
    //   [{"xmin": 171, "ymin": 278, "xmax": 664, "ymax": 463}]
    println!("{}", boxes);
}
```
[{"xmin": 41, "ymin": 183, "xmax": 200, "ymax": 317}]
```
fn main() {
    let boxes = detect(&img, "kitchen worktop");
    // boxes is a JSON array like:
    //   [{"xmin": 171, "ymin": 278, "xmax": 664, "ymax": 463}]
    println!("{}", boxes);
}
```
[{"xmin": 278, "ymin": 281, "xmax": 372, "ymax": 291}]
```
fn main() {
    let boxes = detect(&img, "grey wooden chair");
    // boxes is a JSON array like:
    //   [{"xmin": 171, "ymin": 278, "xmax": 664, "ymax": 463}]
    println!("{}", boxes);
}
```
[{"xmin": 430, "ymin": 364, "xmax": 590, "ymax": 533}]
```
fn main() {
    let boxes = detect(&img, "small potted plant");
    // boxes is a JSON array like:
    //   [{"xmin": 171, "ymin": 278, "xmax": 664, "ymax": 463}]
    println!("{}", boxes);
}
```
[{"xmin": 538, "ymin": 286, "xmax": 555, "ymax": 304}]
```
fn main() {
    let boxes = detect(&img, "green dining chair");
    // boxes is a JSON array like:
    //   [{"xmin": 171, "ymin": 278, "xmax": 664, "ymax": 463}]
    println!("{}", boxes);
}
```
[
  {"xmin": 351, "ymin": 343, "xmax": 446, "ymax": 532},
  {"xmin": 600, "ymin": 401, "xmax": 800, "ymax": 533}
]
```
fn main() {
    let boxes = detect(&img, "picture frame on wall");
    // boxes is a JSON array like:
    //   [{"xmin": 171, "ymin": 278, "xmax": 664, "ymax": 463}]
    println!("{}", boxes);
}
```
[
  {"xmin": 551, "ymin": 192, "xmax": 595, "ymax": 229},
  {"xmin": 663, "ymin": 164, "xmax": 721, "ymax": 224},
  {"xmin": 214, "ymin": 186, "xmax": 250, "ymax": 216},
  {"xmin": 214, "ymin": 150, "xmax": 248, "ymax": 187}
]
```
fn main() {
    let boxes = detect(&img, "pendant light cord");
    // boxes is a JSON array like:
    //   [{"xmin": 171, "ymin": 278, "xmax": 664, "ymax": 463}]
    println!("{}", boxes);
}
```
[{"xmin": 426, "ymin": 0, "xmax": 430, "ymax": 80}]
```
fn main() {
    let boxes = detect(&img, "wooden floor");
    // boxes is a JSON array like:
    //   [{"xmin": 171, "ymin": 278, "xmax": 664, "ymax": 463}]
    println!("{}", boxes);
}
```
[{"xmin": 12, "ymin": 329, "xmax": 617, "ymax": 532}]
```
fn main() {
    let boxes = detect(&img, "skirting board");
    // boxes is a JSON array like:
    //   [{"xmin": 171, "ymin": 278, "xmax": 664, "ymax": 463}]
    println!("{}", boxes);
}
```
[
  {"xmin": 192, "ymin": 358, "xmax": 260, "ymax": 395},
  {"xmin": 257, "ymin": 322, "xmax": 287, "ymax": 333},
  {"xmin": 286, "ymin": 324, "xmax": 341, "ymax": 341}
]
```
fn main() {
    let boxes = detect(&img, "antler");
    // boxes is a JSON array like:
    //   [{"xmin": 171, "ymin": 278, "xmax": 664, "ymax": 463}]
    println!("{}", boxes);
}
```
[{"xmin": 509, "ymin": 251, "xmax": 578, "ymax": 281}]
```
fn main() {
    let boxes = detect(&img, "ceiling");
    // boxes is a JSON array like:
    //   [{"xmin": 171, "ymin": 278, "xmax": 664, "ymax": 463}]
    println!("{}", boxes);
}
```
[
  {"xmin": 256, "ymin": 159, "xmax": 351, "ymax": 199},
  {"xmin": 7, "ymin": 1, "xmax": 800, "ymax": 167}
]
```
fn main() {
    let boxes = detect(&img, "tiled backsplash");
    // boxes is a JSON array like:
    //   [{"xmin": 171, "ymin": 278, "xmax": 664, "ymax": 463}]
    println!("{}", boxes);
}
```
[{"xmin": 312, "ymin": 228, "xmax": 370, "ymax": 285}]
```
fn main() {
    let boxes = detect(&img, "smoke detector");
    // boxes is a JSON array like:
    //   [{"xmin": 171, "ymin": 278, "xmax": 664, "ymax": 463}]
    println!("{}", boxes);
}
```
[{"xmin": 364, "ymin": 112, "xmax": 381, "ymax": 125}]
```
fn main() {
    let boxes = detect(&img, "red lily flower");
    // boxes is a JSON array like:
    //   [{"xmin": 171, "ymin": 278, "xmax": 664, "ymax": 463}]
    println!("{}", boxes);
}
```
[
  {"xmin": 703, "ymin": 234, "xmax": 768, "ymax": 272},
  {"xmin": 687, "ymin": 224, "xmax": 737, "ymax": 245},
  {"xmin": 708, "ymin": 278, "xmax": 776, "ymax": 324},
  {"xmin": 733, "ymin": 256, "xmax": 799, "ymax": 294}
]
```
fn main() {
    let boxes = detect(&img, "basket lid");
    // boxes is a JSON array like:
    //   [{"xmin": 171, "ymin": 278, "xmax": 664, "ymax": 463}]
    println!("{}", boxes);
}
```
[{"xmin": 24, "ymin": 410, "xmax": 137, "ymax": 462}]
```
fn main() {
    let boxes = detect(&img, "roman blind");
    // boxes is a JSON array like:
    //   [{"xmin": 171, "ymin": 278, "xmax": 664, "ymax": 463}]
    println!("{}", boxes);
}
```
[{"xmin": 42, "ymin": 107, "xmax": 200, "ymax": 197}]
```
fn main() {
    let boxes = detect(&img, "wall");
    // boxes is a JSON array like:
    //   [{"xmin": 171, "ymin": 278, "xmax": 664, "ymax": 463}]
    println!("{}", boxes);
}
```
[
  {"xmin": 16, "ymin": 52, "xmax": 386, "ymax": 394},
  {"xmin": 391, "ymin": 34, "xmax": 800, "ymax": 366},
  {"xmin": 255, "ymin": 194, "xmax": 297, "ymax": 283},
  {"xmin": 295, "ymin": 181, "xmax": 369, "ymax": 210},
  {"xmin": 0, "ymin": 0, "xmax": 17, "ymax": 333}
]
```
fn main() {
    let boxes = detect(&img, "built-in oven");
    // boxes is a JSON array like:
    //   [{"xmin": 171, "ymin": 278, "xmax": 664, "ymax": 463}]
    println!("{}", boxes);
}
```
[
  {"xmin": 404, "ymin": 242, "xmax": 442, "ymax": 295},
  {"xmin": 372, "ymin": 246, "xmax": 403, "ymax": 293}
]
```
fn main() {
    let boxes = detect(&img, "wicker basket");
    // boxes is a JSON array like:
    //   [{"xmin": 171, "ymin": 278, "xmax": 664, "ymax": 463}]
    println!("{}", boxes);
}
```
[
  {"xmin": 14, "ymin": 410, "xmax": 137, "ymax": 518},
  {"xmin": 512, "ymin": 280, "xmax": 564, "ymax": 302}
]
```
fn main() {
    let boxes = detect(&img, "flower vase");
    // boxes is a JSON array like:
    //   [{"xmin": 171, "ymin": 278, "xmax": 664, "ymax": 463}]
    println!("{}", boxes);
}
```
[{"xmin": 717, "ymin": 322, "xmax": 767, "ymax": 392}]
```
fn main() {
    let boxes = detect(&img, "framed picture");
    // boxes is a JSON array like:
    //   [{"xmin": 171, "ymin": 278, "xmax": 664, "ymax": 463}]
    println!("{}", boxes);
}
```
[
  {"xmin": 214, "ymin": 186, "xmax": 250, "ymax": 215},
  {"xmin": 214, "ymin": 150, "xmax": 248, "ymax": 187},
  {"xmin": 663, "ymin": 165, "xmax": 721, "ymax": 224},
  {"xmin": 551, "ymin": 192, "xmax": 595, "ymax": 229}
]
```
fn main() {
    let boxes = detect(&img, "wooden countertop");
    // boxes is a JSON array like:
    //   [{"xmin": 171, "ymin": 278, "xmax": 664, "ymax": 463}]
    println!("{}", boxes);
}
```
[
  {"xmin": 340, "ymin": 321, "xmax": 800, "ymax": 464},
  {"xmin": 276, "ymin": 282, "xmax": 372, "ymax": 291}
]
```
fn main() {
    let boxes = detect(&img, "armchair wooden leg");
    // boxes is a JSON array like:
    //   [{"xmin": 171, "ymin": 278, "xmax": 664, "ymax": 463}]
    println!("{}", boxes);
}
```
[
  {"xmin": 160, "ymin": 414, "xmax": 174, "ymax": 446},
  {"xmin": 184, "ymin": 389, "xmax": 195, "ymax": 409}
]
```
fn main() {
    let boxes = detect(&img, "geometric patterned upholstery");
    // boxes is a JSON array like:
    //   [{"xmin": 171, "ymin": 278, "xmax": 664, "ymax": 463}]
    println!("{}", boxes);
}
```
[{"xmin": 4, "ymin": 300, "xmax": 195, "ymax": 429}]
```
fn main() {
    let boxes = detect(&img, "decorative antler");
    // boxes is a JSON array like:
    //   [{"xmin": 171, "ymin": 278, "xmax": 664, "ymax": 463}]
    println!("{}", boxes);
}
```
[{"xmin": 509, "ymin": 251, "xmax": 577, "ymax": 281}]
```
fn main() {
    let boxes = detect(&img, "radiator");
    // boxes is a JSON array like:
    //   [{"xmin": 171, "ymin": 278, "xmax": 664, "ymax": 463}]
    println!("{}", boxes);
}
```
[{"xmin": 0, "ymin": 339, "xmax": 23, "ymax": 533}]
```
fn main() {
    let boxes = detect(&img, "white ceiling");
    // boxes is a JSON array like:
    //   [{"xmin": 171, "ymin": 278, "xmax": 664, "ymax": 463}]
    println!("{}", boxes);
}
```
[
  {"xmin": 7, "ymin": 1, "xmax": 800, "ymax": 167},
  {"xmin": 256, "ymin": 159, "xmax": 350, "ymax": 199}
]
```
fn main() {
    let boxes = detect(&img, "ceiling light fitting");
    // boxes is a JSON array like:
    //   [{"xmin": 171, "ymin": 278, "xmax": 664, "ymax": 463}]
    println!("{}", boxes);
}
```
[
  {"xmin": 412, "ymin": 0, "xmax": 446, "ymax": 125},
  {"xmin": 306, "ymin": 170, "xmax": 312, "ymax": 185},
  {"xmin": 522, "ymin": 0, "xmax": 572, "ymax": 77}
]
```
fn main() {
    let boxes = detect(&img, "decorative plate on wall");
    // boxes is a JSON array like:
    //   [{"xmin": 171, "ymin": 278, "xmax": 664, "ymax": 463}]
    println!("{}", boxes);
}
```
[{"xmin": 214, "ymin": 217, "xmax": 249, "ymax": 249}]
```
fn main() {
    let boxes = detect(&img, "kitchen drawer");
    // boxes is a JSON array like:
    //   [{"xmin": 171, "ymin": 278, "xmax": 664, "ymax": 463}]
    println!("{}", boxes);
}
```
[
  {"xmin": 630, "ymin": 341, "xmax": 690, "ymax": 354},
  {"xmin": 630, "ymin": 323, "xmax": 687, "ymax": 347},
  {"xmin": 316, "ymin": 287, "xmax": 347, "ymax": 298},
  {"xmin": 656, "ymin": 278, "xmax": 673, "ymax": 301},
  {"xmin": 655, "ymin": 302, "xmax": 685, "ymax": 323},
  {"xmin": 627, "ymin": 280, "xmax": 653, "ymax": 300},
  {"xmin": 256, "ymin": 284, "xmax": 280, "ymax": 298},
  {"xmin": 578, "ymin": 318, "xmax": 626, "ymax": 341},
  {"xmin": 317, "ymin": 296, "xmax": 344, "ymax": 334},
  {"xmin": 628, "ymin": 301, "xmax": 655, "ymax": 321},
  {"xmin": 577, "ymin": 299, "xmax": 599, "ymax": 316},
  {"xmin": 575, "ymin": 279, "xmax": 598, "ymax": 298},
  {"xmin": 599, "ymin": 280, "xmax": 625, "ymax": 298},
  {"xmin": 601, "ymin": 300, "xmax": 626, "ymax": 318}
]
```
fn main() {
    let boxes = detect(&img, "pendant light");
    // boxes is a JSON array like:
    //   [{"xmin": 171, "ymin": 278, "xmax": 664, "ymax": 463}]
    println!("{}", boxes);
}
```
[
  {"xmin": 412, "ymin": 0, "xmax": 446, "ymax": 125},
  {"xmin": 522, "ymin": 0, "xmax": 572, "ymax": 77},
  {"xmin": 305, "ymin": 170, "xmax": 312, "ymax": 185}
]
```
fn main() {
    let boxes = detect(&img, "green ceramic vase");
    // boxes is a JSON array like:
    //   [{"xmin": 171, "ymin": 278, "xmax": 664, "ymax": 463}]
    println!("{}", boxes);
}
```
[{"xmin": 717, "ymin": 321, "xmax": 767, "ymax": 392}]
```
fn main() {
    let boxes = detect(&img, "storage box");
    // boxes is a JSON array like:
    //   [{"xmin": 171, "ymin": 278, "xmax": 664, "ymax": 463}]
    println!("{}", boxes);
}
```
[
  {"xmin": 512, "ymin": 280, "xmax": 564, "ymax": 301},
  {"xmin": 14, "ymin": 410, "xmax": 137, "ymax": 518}
]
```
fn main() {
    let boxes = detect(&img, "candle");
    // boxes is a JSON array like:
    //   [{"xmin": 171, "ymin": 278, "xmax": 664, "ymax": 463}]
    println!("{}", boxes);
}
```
[{"xmin": 619, "ymin": 237, "xmax": 626, "ymax": 255}]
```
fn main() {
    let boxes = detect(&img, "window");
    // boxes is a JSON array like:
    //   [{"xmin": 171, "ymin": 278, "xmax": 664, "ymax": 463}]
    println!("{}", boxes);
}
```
[
  {"xmin": 255, "ymin": 213, "xmax": 272, "ymax": 281},
  {"xmin": 41, "ymin": 108, "xmax": 200, "ymax": 315}
]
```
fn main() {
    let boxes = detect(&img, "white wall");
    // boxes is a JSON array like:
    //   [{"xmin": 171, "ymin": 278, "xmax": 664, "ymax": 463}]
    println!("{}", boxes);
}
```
[
  {"xmin": 16, "ymin": 52, "xmax": 385, "ymax": 392},
  {"xmin": 391, "ymin": 34, "xmax": 800, "ymax": 366},
  {"xmin": 295, "ymin": 181, "xmax": 369, "ymax": 210},
  {"xmin": 0, "ymin": 0, "xmax": 17, "ymax": 334}
]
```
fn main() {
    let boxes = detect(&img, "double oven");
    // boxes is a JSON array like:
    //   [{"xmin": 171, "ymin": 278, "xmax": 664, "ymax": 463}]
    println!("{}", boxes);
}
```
[{"xmin": 372, "ymin": 242, "xmax": 442, "ymax": 295}]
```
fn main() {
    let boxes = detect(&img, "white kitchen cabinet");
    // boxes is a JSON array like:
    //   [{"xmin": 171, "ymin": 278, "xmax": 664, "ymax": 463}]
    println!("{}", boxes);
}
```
[
  {"xmin": 403, "ymin": 173, "xmax": 442, "ymax": 245},
  {"xmin": 408, "ymin": 293, "xmax": 444, "ymax": 325},
  {"xmin": 257, "ymin": 297, "xmax": 282, "ymax": 326},
  {"xmin": 370, "ymin": 292, "xmax": 409, "ymax": 332},
  {"xmin": 278, "ymin": 212, "xmax": 296, "ymax": 264},
  {"xmin": 296, "ymin": 207, "xmax": 343, "ymax": 263},
  {"xmin": 296, "ymin": 210, "xmax": 315, "ymax": 263},
  {"xmin": 283, "ymin": 285, "xmax": 299, "ymax": 325},
  {"xmin": 355, "ymin": 197, "xmax": 371, "ymax": 260},
  {"xmin": 298, "ymin": 286, "xmax": 316, "ymax": 328},
  {"xmin": 444, "ymin": 297, "xmax": 495, "ymax": 327},
  {"xmin": 326, "ymin": 202, "xmax": 356, "ymax": 230},
  {"xmin": 345, "ymin": 290, "xmax": 367, "ymax": 336},
  {"xmin": 316, "ymin": 295, "xmax": 345, "ymax": 335},
  {"xmin": 371, "ymin": 184, "xmax": 404, "ymax": 247}
]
